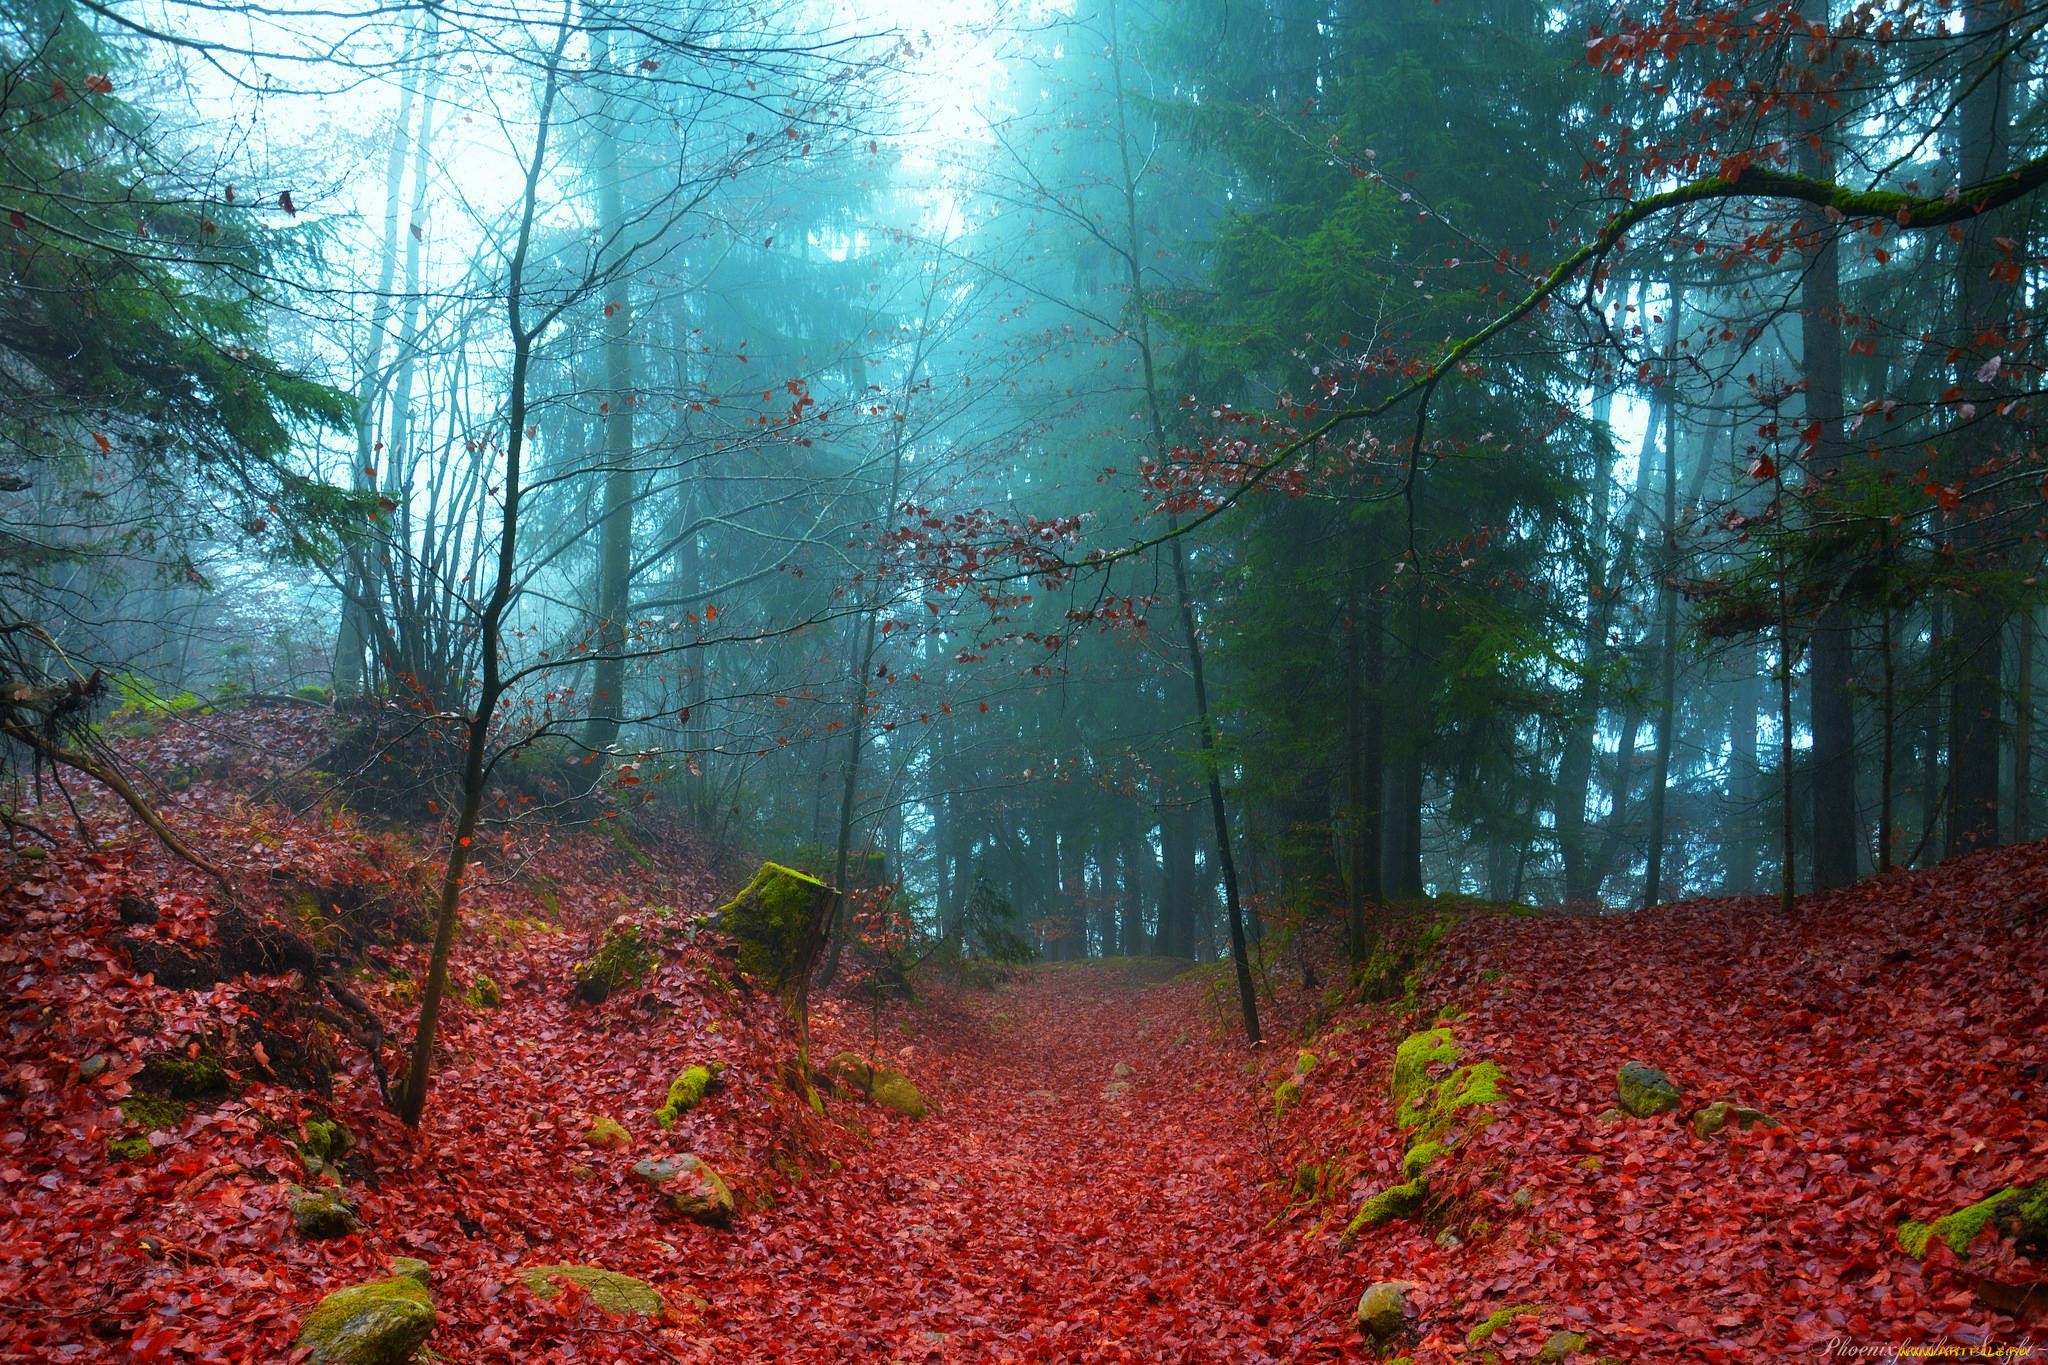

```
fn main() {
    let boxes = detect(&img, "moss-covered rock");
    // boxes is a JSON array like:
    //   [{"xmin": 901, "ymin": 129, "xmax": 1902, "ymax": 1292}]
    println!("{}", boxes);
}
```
[
  {"xmin": 1536, "ymin": 1330, "xmax": 1589, "ymax": 1364},
  {"xmin": 1897, "ymin": 1179, "xmax": 2048, "ymax": 1260},
  {"xmin": 300, "ymin": 1117, "xmax": 354, "ymax": 1179},
  {"xmin": 1615, "ymin": 1063, "xmax": 1681, "ymax": 1118},
  {"xmin": 572, "ymin": 923, "xmax": 658, "ymax": 1003},
  {"xmin": 1398, "ymin": 1059, "xmax": 1504, "ymax": 1140},
  {"xmin": 290, "ymin": 1184, "xmax": 359, "ymax": 1239},
  {"xmin": 107, "ymin": 1135, "xmax": 154, "ymax": 1161},
  {"xmin": 389, "ymin": 1258, "xmax": 430, "ymax": 1288},
  {"xmin": 295, "ymin": 1273, "xmax": 435, "ymax": 1364},
  {"xmin": 1344, "ymin": 1177, "xmax": 1429, "ymax": 1239},
  {"xmin": 1402, "ymin": 1141, "xmax": 1447, "ymax": 1181},
  {"xmin": 1390, "ymin": 1027, "xmax": 1459, "ymax": 1111},
  {"xmin": 715, "ymin": 862, "xmax": 833, "ymax": 992},
  {"xmin": 826, "ymin": 1051, "xmax": 927, "ymax": 1119},
  {"xmin": 462, "ymin": 974, "xmax": 502, "ymax": 1009},
  {"xmin": 138, "ymin": 1052, "xmax": 231, "ymax": 1100},
  {"xmin": 1689, "ymin": 1101, "xmax": 1778, "ymax": 1140},
  {"xmin": 631, "ymin": 1154, "xmax": 735, "ymax": 1226},
  {"xmin": 583, "ymin": 1115, "xmax": 631, "ymax": 1150},
  {"xmin": 517, "ymin": 1265, "xmax": 662, "ymax": 1317},
  {"xmin": 1355, "ymin": 1281, "xmax": 1409, "ymax": 1342},
  {"xmin": 118, "ymin": 1093, "xmax": 187, "ymax": 1133},
  {"xmin": 654, "ymin": 1064, "xmax": 722, "ymax": 1128},
  {"xmin": 1468, "ymin": 1302, "xmax": 1544, "ymax": 1346},
  {"xmin": 1273, "ymin": 1049, "xmax": 1317, "ymax": 1119}
]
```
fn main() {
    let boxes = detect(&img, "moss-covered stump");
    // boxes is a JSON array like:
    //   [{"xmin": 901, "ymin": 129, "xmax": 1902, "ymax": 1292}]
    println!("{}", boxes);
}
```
[
  {"xmin": 1615, "ymin": 1063, "xmax": 1681, "ymax": 1118},
  {"xmin": 1897, "ymin": 1179, "xmax": 2048, "ymax": 1259},
  {"xmin": 1689, "ymin": 1101, "xmax": 1778, "ymax": 1140},
  {"xmin": 826, "ymin": 1052, "xmax": 927, "ymax": 1119},
  {"xmin": 1355, "ymin": 1281, "xmax": 1409, "ymax": 1343},
  {"xmin": 571, "ymin": 922, "xmax": 657, "ymax": 1004},
  {"xmin": 517, "ymin": 1265, "xmax": 661, "ymax": 1317},
  {"xmin": 714, "ymin": 862, "xmax": 834, "ymax": 993},
  {"xmin": 289, "ymin": 1184, "xmax": 358, "ymax": 1239},
  {"xmin": 582, "ymin": 1115, "xmax": 631, "ymax": 1150},
  {"xmin": 654, "ymin": 1063, "xmax": 723, "ymax": 1129},
  {"xmin": 631, "ymin": 1154, "xmax": 735, "ymax": 1226},
  {"xmin": 295, "ymin": 1273, "xmax": 435, "ymax": 1364}
]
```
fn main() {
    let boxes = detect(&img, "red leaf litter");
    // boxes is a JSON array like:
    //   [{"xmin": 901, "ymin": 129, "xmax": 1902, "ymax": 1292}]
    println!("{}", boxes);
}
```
[{"xmin": 2, "ymin": 704, "xmax": 2043, "ymax": 1361}]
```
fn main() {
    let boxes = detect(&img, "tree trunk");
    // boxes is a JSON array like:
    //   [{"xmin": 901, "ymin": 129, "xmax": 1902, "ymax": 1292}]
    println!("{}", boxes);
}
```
[{"xmin": 1642, "ymin": 295, "xmax": 1681, "ymax": 908}]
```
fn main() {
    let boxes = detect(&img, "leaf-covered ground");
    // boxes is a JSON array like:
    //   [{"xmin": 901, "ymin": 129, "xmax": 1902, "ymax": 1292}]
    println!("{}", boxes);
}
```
[{"xmin": 2, "ymin": 705, "xmax": 2043, "ymax": 1360}]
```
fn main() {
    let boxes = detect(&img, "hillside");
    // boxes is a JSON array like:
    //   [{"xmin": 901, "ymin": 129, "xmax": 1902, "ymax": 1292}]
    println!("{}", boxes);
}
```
[{"xmin": 0, "ymin": 704, "xmax": 2042, "ymax": 1362}]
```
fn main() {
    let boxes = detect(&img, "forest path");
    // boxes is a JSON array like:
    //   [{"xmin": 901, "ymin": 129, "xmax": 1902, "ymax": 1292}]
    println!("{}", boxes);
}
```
[{"xmin": 720, "ymin": 961, "xmax": 1342, "ymax": 1363}]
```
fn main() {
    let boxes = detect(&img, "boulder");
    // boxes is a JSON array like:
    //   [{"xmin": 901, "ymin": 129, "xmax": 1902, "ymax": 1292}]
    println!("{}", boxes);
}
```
[
  {"xmin": 1537, "ymin": 1330, "xmax": 1589, "ymax": 1364},
  {"xmin": 571, "ymin": 922, "xmax": 657, "ymax": 1004},
  {"xmin": 517, "ymin": 1264, "xmax": 661, "ymax": 1317},
  {"xmin": 1355, "ymin": 1281, "xmax": 1409, "ymax": 1343},
  {"xmin": 825, "ymin": 1052, "xmax": 926, "ymax": 1119},
  {"xmin": 1690, "ymin": 1101, "xmax": 1778, "ymax": 1140},
  {"xmin": 1344, "ymin": 1178, "xmax": 1429, "ymax": 1238},
  {"xmin": 1614, "ymin": 1063, "xmax": 1681, "ymax": 1118},
  {"xmin": 632, "ymin": 1154, "xmax": 735, "ymax": 1226},
  {"xmin": 582, "ymin": 1115, "xmax": 631, "ymax": 1150},
  {"xmin": 295, "ymin": 1273, "xmax": 435, "ymax": 1364},
  {"xmin": 289, "ymin": 1184, "xmax": 358, "ymax": 1240}
]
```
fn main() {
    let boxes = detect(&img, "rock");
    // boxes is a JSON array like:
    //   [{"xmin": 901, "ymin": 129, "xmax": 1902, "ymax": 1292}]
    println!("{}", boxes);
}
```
[
  {"xmin": 1615, "ymin": 1063, "xmax": 1681, "ymax": 1118},
  {"xmin": 295, "ymin": 1273, "xmax": 435, "ymax": 1364},
  {"xmin": 461, "ymin": 974, "xmax": 501, "ymax": 1009},
  {"xmin": 867, "ymin": 1068, "xmax": 927, "ymax": 1119},
  {"xmin": 826, "ymin": 1052, "xmax": 926, "ymax": 1119},
  {"xmin": 571, "ymin": 922, "xmax": 657, "ymax": 1004},
  {"xmin": 389, "ymin": 1258, "xmax": 430, "ymax": 1288},
  {"xmin": 632, "ymin": 1154, "xmax": 735, "ymax": 1226},
  {"xmin": 517, "ymin": 1264, "xmax": 662, "ymax": 1317},
  {"xmin": 1511, "ymin": 1186, "xmax": 1535, "ymax": 1212},
  {"xmin": 1536, "ymin": 1330, "xmax": 1589, "ymax": 1364},
  {"xmin": 300, "ymin": 1118, "xmax": 354, "ymax": 1179},
  {"xmin": 1689, "ymin": 1101, "xmax": 1778, "ymax": 1140},
  {"xmin": 116, "ymin": 891, "xmax": 159, "ymax": 926},
  {"xmin": 582, "ymin": 1115, "xmax": 631, "ymax": 1150},
  {"xmin": 1355, "ymin": 1281, "xmax": 1409, "ymax": 1342},
  {"xmin": 1344, "ymin": 1178, "xmax": 1429, "ymax": 1239},
  {"xmin": 107, "ymin": 1135, "xmax": 154, "ymax": 1161},
  {"xmin": 1594, "ymin": 1108, "xmax": 1626, "ymax": 1125},
  {"xmin": 77, "ymin": 1053, "xmax": 110, "ymax": 1081},
  {"xmin": 1402, "ymin": 1141, "xmax": 1446, "ymax": 1180},
  {"xmin": 714, "ymin": 862, "xmax": 834, "ymax": 993},
  {"xmin": 1112, "ymin": 1062, "xmax": 1132, "ymax": 1078},
  {"xmin": 290, "ymin": 1184, "xmax": 358, "ymax": 1240},
  {"xmin": 654, "ymin": 1064, "xmax": 722, "ymax": 1128}
]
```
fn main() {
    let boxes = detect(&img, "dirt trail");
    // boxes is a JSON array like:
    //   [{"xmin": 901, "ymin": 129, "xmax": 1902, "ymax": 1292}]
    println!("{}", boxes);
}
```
[{"xmin": 716, "ymin": 963, "xmax": 1348, "ymax": 1364}]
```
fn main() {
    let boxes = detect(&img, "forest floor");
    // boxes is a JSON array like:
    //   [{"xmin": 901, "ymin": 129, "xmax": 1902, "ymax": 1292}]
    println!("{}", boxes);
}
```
[{"xmin": 1, "ymin": 703, "xmax": 2045, "ymax": 1362}]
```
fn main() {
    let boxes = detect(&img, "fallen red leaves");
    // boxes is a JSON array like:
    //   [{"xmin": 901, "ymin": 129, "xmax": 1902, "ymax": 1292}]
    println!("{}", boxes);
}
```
[{"xmin": 2, "ymin": 704, "xmax": 2042, "ymax": 1360}]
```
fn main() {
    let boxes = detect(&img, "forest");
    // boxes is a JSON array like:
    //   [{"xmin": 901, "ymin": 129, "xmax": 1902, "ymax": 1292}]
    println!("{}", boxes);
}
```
[{"xmin": 1, "ymin": 0, "xmax": 2044, "ymax": 1359}]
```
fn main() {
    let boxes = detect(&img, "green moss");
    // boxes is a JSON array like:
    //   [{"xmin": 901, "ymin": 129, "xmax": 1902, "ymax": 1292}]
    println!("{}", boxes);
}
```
[
  {"xmin": 572, "ymin": 923, "xmax": 657, "ymax": 1003},
  {"xmin": 107, "ymin": 1135, "xmax": 154, "ymax": 1160},
  {"xmin": 718, "ymin": 861, "xmax": 831, "ymax": 991},
  {"xmin": 1390, "ymin": 1027, "xmax": 1460, "ymax": 1111},
  {"xmin": 868, "ymin": 1069, "xmax": 927, "ymax": 1119},
  {"xmin": 654, "ymin": 1064, "xmax": 720, "ymax": 1129},
  {"xmin": 1344, "ymin": 1177, "xmax": 1430, "ymax": 1239},
  {"xmin": 1467, "ymin": 1302, "xmax": 1544, "ymax": 1347},
  {"xmin": 517, "ymin": 1264, "xmax": 661, "ymax": 1317},
  {"xmin": 295, "ymin": 1274, "xmax": 435, "ymax": 1364},
  {"xmin": 1402, "ymin": 1141, "xmax": 1446, "ymax": 1180},
  {"xmin": 1398, "ymin": 1059, "xmax": 1504, "ymax": 1139},
  {"xmin": 300, "ymin": 1117, "xmax": 354, "ymax": 1178},
  {"xmin": 139, "ymin": 1053, "xmax": 230, "ymax": 1100},
  {"xmin": 603, "ymin": 820, "xmax": 656, "ymax": 872},
  {"xmin": 119, "ymin": 1093, "xmax": 188, "ymax": 1132},
  {"xmin": 1898, "ymin": 1181, "xmax": 2048, "ymax": 1260},
  {"xmin": 583, "ymin": 1115, "xmax": 631, "ymax": 1148},
  {"xmin": 461, "ymin": 974, "xmax": 501, "ymax": 1009}
]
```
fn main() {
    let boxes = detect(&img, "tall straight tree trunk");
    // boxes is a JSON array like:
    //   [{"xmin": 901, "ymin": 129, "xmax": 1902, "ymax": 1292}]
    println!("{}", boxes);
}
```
[
  {"xmin": 1946, "ymin": 0, "xmax": 2017, "ymax": 855},
  {"xmin": 582, "ymin": 23, "xmax": 636, "ymax": 751},
  {"xmin": 1643, "ymin": 296, "xmax": 1681, "ymax": 908},
  {"xmin": 2016, "ymin": 609, "xmax": 2036, "ymax": 843},
  {"xmin": 1728, "ymin": 652, "xmax": 1762, "ymax": 893},
  {"xmin": 1106, "ymin": 0, "xmax": 1258, "ymax": 1043},
  {"xmin": 1800, "ymin": 0, "xmax": 1860, "ymax": 889}
]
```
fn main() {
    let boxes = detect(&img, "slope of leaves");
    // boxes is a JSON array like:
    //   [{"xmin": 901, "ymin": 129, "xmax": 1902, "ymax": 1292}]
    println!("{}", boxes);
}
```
[{"xmin": 3, "ymin": 705, "xmax": 2042, "ymax": 1361}]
